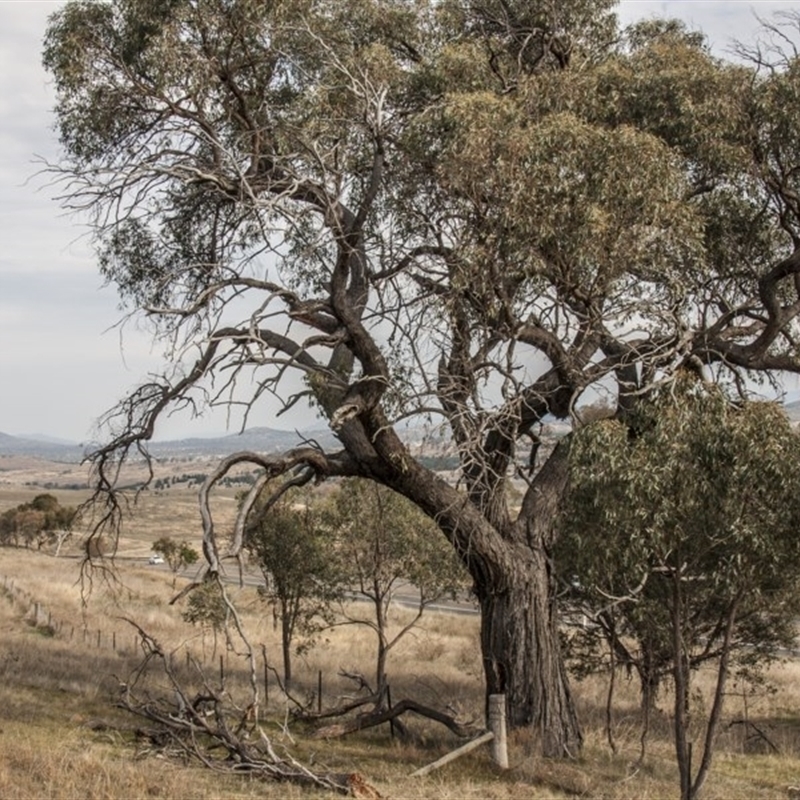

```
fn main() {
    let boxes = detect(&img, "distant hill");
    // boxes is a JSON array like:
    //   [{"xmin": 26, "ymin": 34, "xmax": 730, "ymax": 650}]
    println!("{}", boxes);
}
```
[
  {"xmin": 3, "ymin": 399, "xmax": 794, "ymax": 464},
  {"xmin": 784, "ymin": 399, "xmax": 800, "ymax": 423},
  {"xmin": 0, "ymin": 432, "xmax": 85, "ymax": 462},
  {"xmin": 0, "ymin": 423, "xmax": 459, "ymax": 465},
  {"xmin": 0, "ymin": 427, "xmax": 340, "ymax": 463},
  {"xmin": 145, "ymin": 426, "xmax": 341, "ymax": 458}
]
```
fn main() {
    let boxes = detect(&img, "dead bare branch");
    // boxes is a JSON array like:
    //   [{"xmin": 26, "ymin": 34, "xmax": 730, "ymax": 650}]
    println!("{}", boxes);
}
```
[{"xmin": 117, "ymin": 619, "xmax": 379, "ymax": 796}]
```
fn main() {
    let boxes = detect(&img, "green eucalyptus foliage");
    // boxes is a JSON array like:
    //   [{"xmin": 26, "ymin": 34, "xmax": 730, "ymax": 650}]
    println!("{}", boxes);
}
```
[
  {"xmin": 332, "ymin": 478, "xmax": 467, "ymax": 607},
  {"xmin": 244, "ymin": 479, "xmax": 467, "ymax": 690},
  {"xmin": 559, "ymin": 376, "xmax": 800, "ymax": 695},
  {"xmin": 42, "ymin": 2, "xmax": 800, "ymax": 422},
  {"xmin": 0, "ymin": 495, "xmax": 77, "ymax": 550},
  {"xmin": 328, "ymin": 478, "xmax": 469, "ymax": 695},
  {"xmin": 245, "ymin": 488, "xmax": 341, "ymax": 626},
  {"xmin": 182, "ymin": 580, "xmax": 227, "ymax": 632},
  {"xmin": 244, "ymin": 485, "xmax": 342, "ymax": 683},
  {"xmin": 152, "ymin": 536, "xmax": 200, "ymax": 574}
]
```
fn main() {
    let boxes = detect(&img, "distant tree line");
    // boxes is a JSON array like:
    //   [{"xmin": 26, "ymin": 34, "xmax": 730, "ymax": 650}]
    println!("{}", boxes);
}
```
[
  {"xmin": 152, "ymin": 471, "xmax": 263, "ymax": 491},
  {"xmin": 0, "ymin": 494, "xmax": 77, "ymax": 551}
]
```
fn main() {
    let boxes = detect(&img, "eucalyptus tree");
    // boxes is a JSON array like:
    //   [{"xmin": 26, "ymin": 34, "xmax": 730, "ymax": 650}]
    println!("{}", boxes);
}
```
[
  {"xmin": 153, "ymin": 536, "xmax": 200, "ymax": 587},
  {"xmin": 0, "ymin": 494, "xmax": 77, "ymax": 551},
  {"xmin": 244, "ymin": 486, "xmax": 341, "ymax": 688},
  {"xmin": 329, "ymin": 478, "xmax": 468, "ymax": 704},
  {"xmin": 44, "ymin": 0, "xmax": 800, "ymax": 756},
  {"xmin": 559, "ymin": 379, "xmax": 800, "ymax": 800}
]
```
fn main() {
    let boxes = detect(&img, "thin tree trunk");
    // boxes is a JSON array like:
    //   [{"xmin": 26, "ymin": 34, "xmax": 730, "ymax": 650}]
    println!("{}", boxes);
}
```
[
  {"xmin": 671, "ymin": 568, "xmax": 691, "ymax": 800},
  {"xmin": 691, "ymin": 595, "xmax": 741, "ymax": 798},
  {"xmin": 373, "ymin": 589, "xmax": 388, "ymax": 707},
  {"xmin": 638, "ymin": 654, "xmax": 661, "ymax": 765},
  {"xmin": 375, "ymin": 643, "xmax": 388, "ymax": 707},
  {"xmin": 606, "ymin": 623, "xmax": 618, "ymax": 755},
  {"xmin": 281, "ymin": 601, "xmax": 293, "ymax": 688}
]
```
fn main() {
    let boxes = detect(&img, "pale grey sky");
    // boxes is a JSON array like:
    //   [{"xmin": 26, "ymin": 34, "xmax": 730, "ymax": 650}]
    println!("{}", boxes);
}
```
[{"xmin": 0, "ymin": 1, "xmax": 797, "ymax": 442}]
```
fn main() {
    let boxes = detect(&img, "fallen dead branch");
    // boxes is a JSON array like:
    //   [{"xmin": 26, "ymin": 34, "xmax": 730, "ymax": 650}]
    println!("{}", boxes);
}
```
[
  {"xmin": 297, "ymin": 693, "xmax": 382, "ymax": 722},
  {"xmin": 296, "ymin": 668, "xmax": 477, "ymax": 742},
  {"xmin": 410, "ymin": 731, "xmax": 495, "ymax": 777},
  {"xmin": 117, "ymin": 618, "xmax": 380, "ymax": 797},
  {"xmin": 312, "ymin": 698, "xmax": 481, "ymax": 740}
]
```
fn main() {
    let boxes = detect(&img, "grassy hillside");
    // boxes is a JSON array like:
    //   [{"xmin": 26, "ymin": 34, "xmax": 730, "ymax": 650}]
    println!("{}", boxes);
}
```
[{"xmin": 2, "ymin": 474, "xmax": 800, "ymax": 798}]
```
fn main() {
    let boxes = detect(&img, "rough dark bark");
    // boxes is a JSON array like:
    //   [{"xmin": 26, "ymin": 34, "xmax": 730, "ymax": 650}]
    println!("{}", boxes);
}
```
[
  {"xmin": 478, "ymin": 544, "xmax": 582, "ymax": 756},
  {"xmin": 385, "ymin": 438, "xmax": 583, "ymax": 757}
]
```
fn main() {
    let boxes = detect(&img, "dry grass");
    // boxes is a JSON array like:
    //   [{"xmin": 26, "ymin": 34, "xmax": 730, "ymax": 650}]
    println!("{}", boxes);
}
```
[{"xmin": 2, "ymin": 479, "xmax": 800, "ymax": 798}]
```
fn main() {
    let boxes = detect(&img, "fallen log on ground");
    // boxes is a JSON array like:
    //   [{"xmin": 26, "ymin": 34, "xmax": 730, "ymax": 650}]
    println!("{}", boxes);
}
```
[{"xmin": 312, "ymin": 698, "xmax": 480, "ymax": 739}]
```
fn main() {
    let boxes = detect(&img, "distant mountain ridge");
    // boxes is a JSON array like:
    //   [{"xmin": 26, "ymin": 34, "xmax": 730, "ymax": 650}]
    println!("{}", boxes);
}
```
[
  {"xmin": 0, "ymin": 427, "xmax": 340, "ymax": 463},
  {"xmin": 0, "ymin": 431, "xmax": 85, "ymax": 462},
  {"xmin": 0, "ymin": 424, "xmax": 454, "ymax": 462},
  {"xmin": 3, "ymin": 399, "xmax": 799, "ymax": 463},
  {"xmin": 147, "ymin": 426, "xmax": 341, "ymax": 457}
]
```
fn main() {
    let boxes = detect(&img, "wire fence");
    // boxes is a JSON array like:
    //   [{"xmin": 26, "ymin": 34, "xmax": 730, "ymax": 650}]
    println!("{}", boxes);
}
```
[{"xmin": 0, "ymin": 573, "xmax": 323, "ymax": 715}]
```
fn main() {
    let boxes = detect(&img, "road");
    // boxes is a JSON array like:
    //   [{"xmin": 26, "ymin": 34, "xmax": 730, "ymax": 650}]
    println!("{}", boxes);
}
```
[{"xmin": 121, "ymin": 555, "xmax": 480, "ymax": 616}]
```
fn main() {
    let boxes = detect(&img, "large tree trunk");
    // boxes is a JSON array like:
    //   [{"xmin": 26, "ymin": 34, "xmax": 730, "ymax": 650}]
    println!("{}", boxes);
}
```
[
  {"xmin": 379, "ymin": 428, "xmax": 582, "ymax": 757},
  {"xmin": 478, "ymin": 541, "xmax": 582, "ymax": 757}
]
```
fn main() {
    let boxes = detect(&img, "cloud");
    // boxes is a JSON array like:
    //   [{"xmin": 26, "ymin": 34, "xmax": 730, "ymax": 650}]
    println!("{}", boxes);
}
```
[
  {"xmin": 1, "ymin": 2, "xmax": 798, "ymax": 442},
  {"xmin": 618, "ymin": 1, "xmax": 800, "ymax": 54}
]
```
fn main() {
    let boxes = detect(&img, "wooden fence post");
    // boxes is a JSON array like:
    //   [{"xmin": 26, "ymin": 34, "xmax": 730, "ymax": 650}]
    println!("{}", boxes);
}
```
[
  {"xmin": 261, "ymin": 645, "xmax": 269, "ymax": 708},
  {"xmin": 488, "ymin": 694, "xmax": 509, "ymax": 769}
]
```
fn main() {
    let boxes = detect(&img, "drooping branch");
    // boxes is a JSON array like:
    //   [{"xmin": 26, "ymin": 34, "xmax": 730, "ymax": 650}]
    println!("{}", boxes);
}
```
[{"xmin": 197, "ymin": 447, "xmax": 360, "ymax": 573}]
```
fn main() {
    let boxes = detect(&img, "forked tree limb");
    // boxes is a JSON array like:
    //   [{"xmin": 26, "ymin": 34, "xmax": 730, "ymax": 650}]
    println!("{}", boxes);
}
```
[{"xmin": 311, "ymin": 698, "xmax": 481, "ymax": 740}]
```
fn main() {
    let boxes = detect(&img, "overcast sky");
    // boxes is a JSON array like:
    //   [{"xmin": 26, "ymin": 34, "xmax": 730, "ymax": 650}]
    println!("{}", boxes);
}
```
[{"xmin": 0, "ymin": 1, "xmax": 798, "ymax": 442}]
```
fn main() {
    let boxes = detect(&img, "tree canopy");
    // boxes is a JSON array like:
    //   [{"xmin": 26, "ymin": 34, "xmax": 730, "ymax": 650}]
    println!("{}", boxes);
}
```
[
  {"xmin": 152, "ymin": 536, "xmax": 200, "ymax": 585},
  {"xmin": 559, "ymin": 378, "xmax": 800, "ymax": 796},
  {"xmin": 0, "ymin": 494, "xmax": 77, "ymax": 550},
  {"xmin": 44, "ymin": 0, "xmax": 800, "ymax": 756},
  {"xmin": 245, "ymin": 484, "xmax": 341, "ymax": 686}
]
